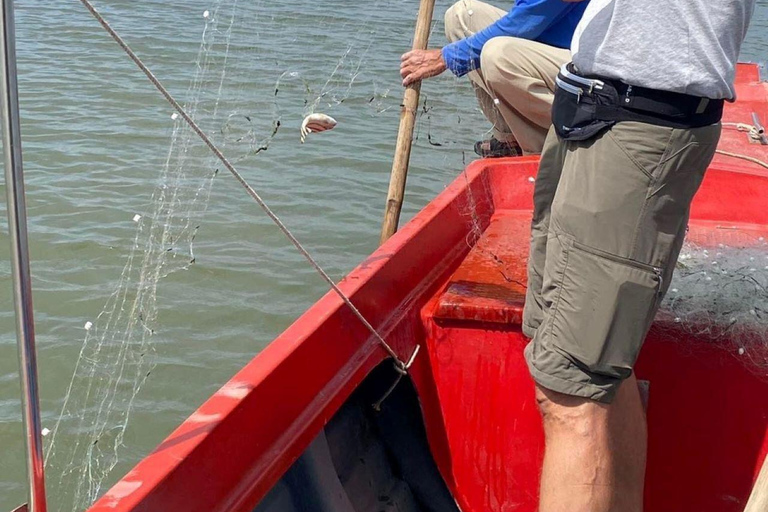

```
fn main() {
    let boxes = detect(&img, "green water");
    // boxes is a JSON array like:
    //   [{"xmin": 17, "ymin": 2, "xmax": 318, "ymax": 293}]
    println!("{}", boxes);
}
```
[{"xmin": 0, "ymin": 0, "xmax": 766, "ymax": 509}]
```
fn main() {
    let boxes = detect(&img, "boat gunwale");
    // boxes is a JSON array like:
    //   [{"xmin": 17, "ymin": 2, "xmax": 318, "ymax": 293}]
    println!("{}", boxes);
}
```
[{"xmin": 87, "ymin": 154, "xmax": 510, "ymax": 512}]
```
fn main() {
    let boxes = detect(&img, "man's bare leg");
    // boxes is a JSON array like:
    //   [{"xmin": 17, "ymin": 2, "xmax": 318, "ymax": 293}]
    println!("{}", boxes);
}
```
[{"xmin": 536, "ymin": 374, "xmax": 647, "ymax": 512}]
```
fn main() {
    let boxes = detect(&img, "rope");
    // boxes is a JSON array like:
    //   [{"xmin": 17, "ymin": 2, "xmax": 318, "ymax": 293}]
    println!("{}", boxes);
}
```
[
  {"xmin": 722, "ymin": 121, "xmax": 765, "ymax": 142},
  {"xmin": 76, "ymin": 0, "xmax": 413, "ymax": 372},
  {"xmin": 372, "ymin": 345, "xmax": 420, "ymax": 411},
  {"xmin": 716, "ymin": 149, "xmax": 768, "ymax": 170},
  {"xmin": 723, "ymin": 122, "xmax": 758, "ymax": 132}
]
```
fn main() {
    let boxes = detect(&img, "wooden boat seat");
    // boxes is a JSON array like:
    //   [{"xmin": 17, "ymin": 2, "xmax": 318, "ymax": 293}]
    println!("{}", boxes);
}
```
[
  {"xmin": 433, "ymin": 208, "xmax": 768, "ymax": 332},
  {"xmin": 434, "ymin": 210, "xmax": 530, "ymax": 325}
]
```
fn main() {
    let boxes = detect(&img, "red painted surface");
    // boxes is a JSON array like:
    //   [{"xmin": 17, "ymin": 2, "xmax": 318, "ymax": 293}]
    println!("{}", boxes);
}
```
[{"xmin": 89, "ymin": 64, "xmax": 768, "ymax": 512}]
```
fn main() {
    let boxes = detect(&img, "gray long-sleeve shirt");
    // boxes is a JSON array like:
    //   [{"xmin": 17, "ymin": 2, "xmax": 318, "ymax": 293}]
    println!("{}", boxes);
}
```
[{"xmin": 571, "ymin": 0, "xmax": 756, "ymax": 99}]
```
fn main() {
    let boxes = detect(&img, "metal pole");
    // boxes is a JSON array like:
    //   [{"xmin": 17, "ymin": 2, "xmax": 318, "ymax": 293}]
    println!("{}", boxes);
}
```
[{"xmin": 0, "ymin": 0, "xmax": 48, "ymax": 510}]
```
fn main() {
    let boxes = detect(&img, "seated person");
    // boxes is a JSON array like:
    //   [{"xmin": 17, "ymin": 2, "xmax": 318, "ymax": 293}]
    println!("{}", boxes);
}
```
[{"xmin": 400, "ymin": 0, "xmax": 589, "ymax": 156}]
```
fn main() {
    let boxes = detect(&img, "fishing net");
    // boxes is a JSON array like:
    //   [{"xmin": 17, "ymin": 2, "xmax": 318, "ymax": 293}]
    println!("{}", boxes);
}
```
[
  {"xmin": 44, "ymin": 4, "xmax": 237, "ymax": 508},
  {"xmin": 657, "ymin": 239, "xmax": 768, "ymax": 372},
  {"xmin": 40, "ymin": 1, "xmax": 485, "ymax": 510}
]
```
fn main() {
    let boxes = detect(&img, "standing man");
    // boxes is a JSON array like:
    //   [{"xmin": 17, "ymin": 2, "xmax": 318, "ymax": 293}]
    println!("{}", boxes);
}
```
[
  {"xmin": 522, "ymin": 1, "xmax": 756, "ymax": 511},
  {"xmin": 400, "ymin": 0, "xmax": 589, "ymax": 156}
]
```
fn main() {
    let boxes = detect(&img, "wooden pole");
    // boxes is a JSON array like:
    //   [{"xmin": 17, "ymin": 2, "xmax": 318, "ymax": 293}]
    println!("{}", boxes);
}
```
[
  {"xmin": 744, "ymin": 457, "xmax": 768, "ymax": 512},
  {"xmin": 380, "ymin": 0, "xmax": 436, "ymax": 245}
]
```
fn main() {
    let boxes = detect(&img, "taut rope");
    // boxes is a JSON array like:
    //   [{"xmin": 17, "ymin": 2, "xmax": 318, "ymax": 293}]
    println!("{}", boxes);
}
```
[
  {"xmin": 76, "ymin": 0, "xmax": 414, "ymax": 372},
  {"xmin": 715, "ymin": 149, "xmax": 768, "ymax": 170}
]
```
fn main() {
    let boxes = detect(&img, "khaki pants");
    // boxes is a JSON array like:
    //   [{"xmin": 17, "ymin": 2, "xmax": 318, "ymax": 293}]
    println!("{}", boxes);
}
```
[
  {"xmin": 444, "ymin": 0, "xmax": 571, "ymax": 154},
  {"xmin": 522, "ymin": 122, "xmax": 721, "ymax": 402}
]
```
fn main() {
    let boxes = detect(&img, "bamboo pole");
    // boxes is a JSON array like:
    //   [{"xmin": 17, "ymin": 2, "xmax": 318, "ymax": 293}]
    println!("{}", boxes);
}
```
[
  {"xmin": 380, "ymin": 0, "xmax": 436, "ymax": 245},
  {"xmin": 744, "ymin": 457, "xmax": 768, "ymax": 512}
]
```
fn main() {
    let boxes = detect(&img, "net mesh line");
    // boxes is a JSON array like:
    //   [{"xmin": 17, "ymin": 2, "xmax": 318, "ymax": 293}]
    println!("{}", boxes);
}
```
[
  {"xmin": 73, "ymin": 0, "xmax": 408, "ymax": 362},
  {"xmin": 44, "ymin": 2, "xmax": 239, "ymax": 507},
  {"xmin": 44, "ymin": 1, "xmax": 424, "ymax": 509}
]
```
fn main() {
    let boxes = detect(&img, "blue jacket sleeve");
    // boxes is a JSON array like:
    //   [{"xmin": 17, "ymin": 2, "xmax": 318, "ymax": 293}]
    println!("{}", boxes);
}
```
[{"xmin": 442, "ymin": 0, "xmax": 574, "ymax": 77}]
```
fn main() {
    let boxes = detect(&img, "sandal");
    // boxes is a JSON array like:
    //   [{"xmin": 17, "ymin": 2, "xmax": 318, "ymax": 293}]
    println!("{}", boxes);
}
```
[{"xmin": 474, "ymin": 138, "xmax": 522, "ymax": 158}]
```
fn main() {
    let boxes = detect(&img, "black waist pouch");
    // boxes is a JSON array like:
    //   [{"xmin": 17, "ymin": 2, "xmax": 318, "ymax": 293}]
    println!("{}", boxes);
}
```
[{"xmin": 552, "ymin": 81, "xmax": 616, "ymax": 141}]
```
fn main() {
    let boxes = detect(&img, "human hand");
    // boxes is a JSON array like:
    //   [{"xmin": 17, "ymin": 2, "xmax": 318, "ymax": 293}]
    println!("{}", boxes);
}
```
[{"xmin": 400, "ymin": 49, "xmax": 447, "ymax": 87}]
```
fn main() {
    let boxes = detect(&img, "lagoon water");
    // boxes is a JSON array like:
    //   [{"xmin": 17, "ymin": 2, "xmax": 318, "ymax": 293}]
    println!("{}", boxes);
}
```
[{"xmin": 0, "ymin": 0, "xmax": 766, "ymax": 508}]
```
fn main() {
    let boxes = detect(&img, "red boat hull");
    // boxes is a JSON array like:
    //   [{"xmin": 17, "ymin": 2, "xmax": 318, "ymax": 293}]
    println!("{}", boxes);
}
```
[{"xmin": 89, "ymin": 64, "xmax": 768, "ymax": 512}]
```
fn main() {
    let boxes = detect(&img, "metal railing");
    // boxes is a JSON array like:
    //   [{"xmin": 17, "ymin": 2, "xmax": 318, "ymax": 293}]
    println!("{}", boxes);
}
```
[{"xmin": 1, "ymin": 0, "xmax": 48, "ymax": 510}]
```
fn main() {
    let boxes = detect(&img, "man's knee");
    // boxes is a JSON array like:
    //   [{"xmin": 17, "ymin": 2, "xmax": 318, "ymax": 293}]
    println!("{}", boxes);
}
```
[
  {"xmin": 481, "ymin": 37, "xmax": 553, "ymax": 87},
  {"xmin": 535, "ymin": 385, "xmax": 606, "ymax": 437},
  {"xmin": 479, "ymin": 37, "xmax": 523, "ymax": 87},
  {"xmin": 479, "ymin": 37, "xmax": 503, "ymax": 76}
]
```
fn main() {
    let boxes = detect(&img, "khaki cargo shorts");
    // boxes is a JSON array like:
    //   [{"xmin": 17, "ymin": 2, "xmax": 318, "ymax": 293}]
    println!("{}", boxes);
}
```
[{"xmin": 522, "ymin": 121, "xmax": 721, "ymax": 403}]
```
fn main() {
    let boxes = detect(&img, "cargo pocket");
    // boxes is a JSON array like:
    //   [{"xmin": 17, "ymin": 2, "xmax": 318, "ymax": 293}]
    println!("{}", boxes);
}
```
[{"xmin": 549, "ymin": 240, "xmax": 663, "ymax": 379}]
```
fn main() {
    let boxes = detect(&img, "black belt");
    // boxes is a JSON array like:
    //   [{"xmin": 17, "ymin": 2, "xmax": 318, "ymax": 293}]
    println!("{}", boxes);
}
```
[{"xmin": 553, "ymin": 63, "xmax": 724, "ymax": 141}]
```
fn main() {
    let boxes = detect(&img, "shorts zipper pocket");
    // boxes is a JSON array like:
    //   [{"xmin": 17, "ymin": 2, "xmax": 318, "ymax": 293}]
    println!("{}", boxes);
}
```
[
  {"xmin": 572, "ymin": 241, "xmax": 664, "ymax": 297},
  {"xmin": 556, "ymin": 76, "xmax": 583, "ymax": 102}
]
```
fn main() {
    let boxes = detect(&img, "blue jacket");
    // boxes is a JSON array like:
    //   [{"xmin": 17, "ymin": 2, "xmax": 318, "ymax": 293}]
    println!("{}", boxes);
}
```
[{"xmin": 442, "ymin": 0, "xmax": 589, "ymax": 77}]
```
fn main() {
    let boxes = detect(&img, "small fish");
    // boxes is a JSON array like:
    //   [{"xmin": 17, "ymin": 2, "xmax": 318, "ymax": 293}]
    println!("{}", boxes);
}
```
[{"xmin": 300, "ymin": 113, "xmax": 337, "ymax": 143}]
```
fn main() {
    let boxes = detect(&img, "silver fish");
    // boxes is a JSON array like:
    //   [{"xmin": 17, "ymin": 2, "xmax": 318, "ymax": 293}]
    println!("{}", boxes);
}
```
[{"xmin": 300, "ymin": 113, "xmax": 337, "ymax": 143}]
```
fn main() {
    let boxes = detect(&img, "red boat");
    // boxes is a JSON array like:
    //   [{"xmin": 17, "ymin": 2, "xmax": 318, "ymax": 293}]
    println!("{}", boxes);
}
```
[{"xmin": 88, "ymin": 64, "xmax": 768, "ymax": 512}]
